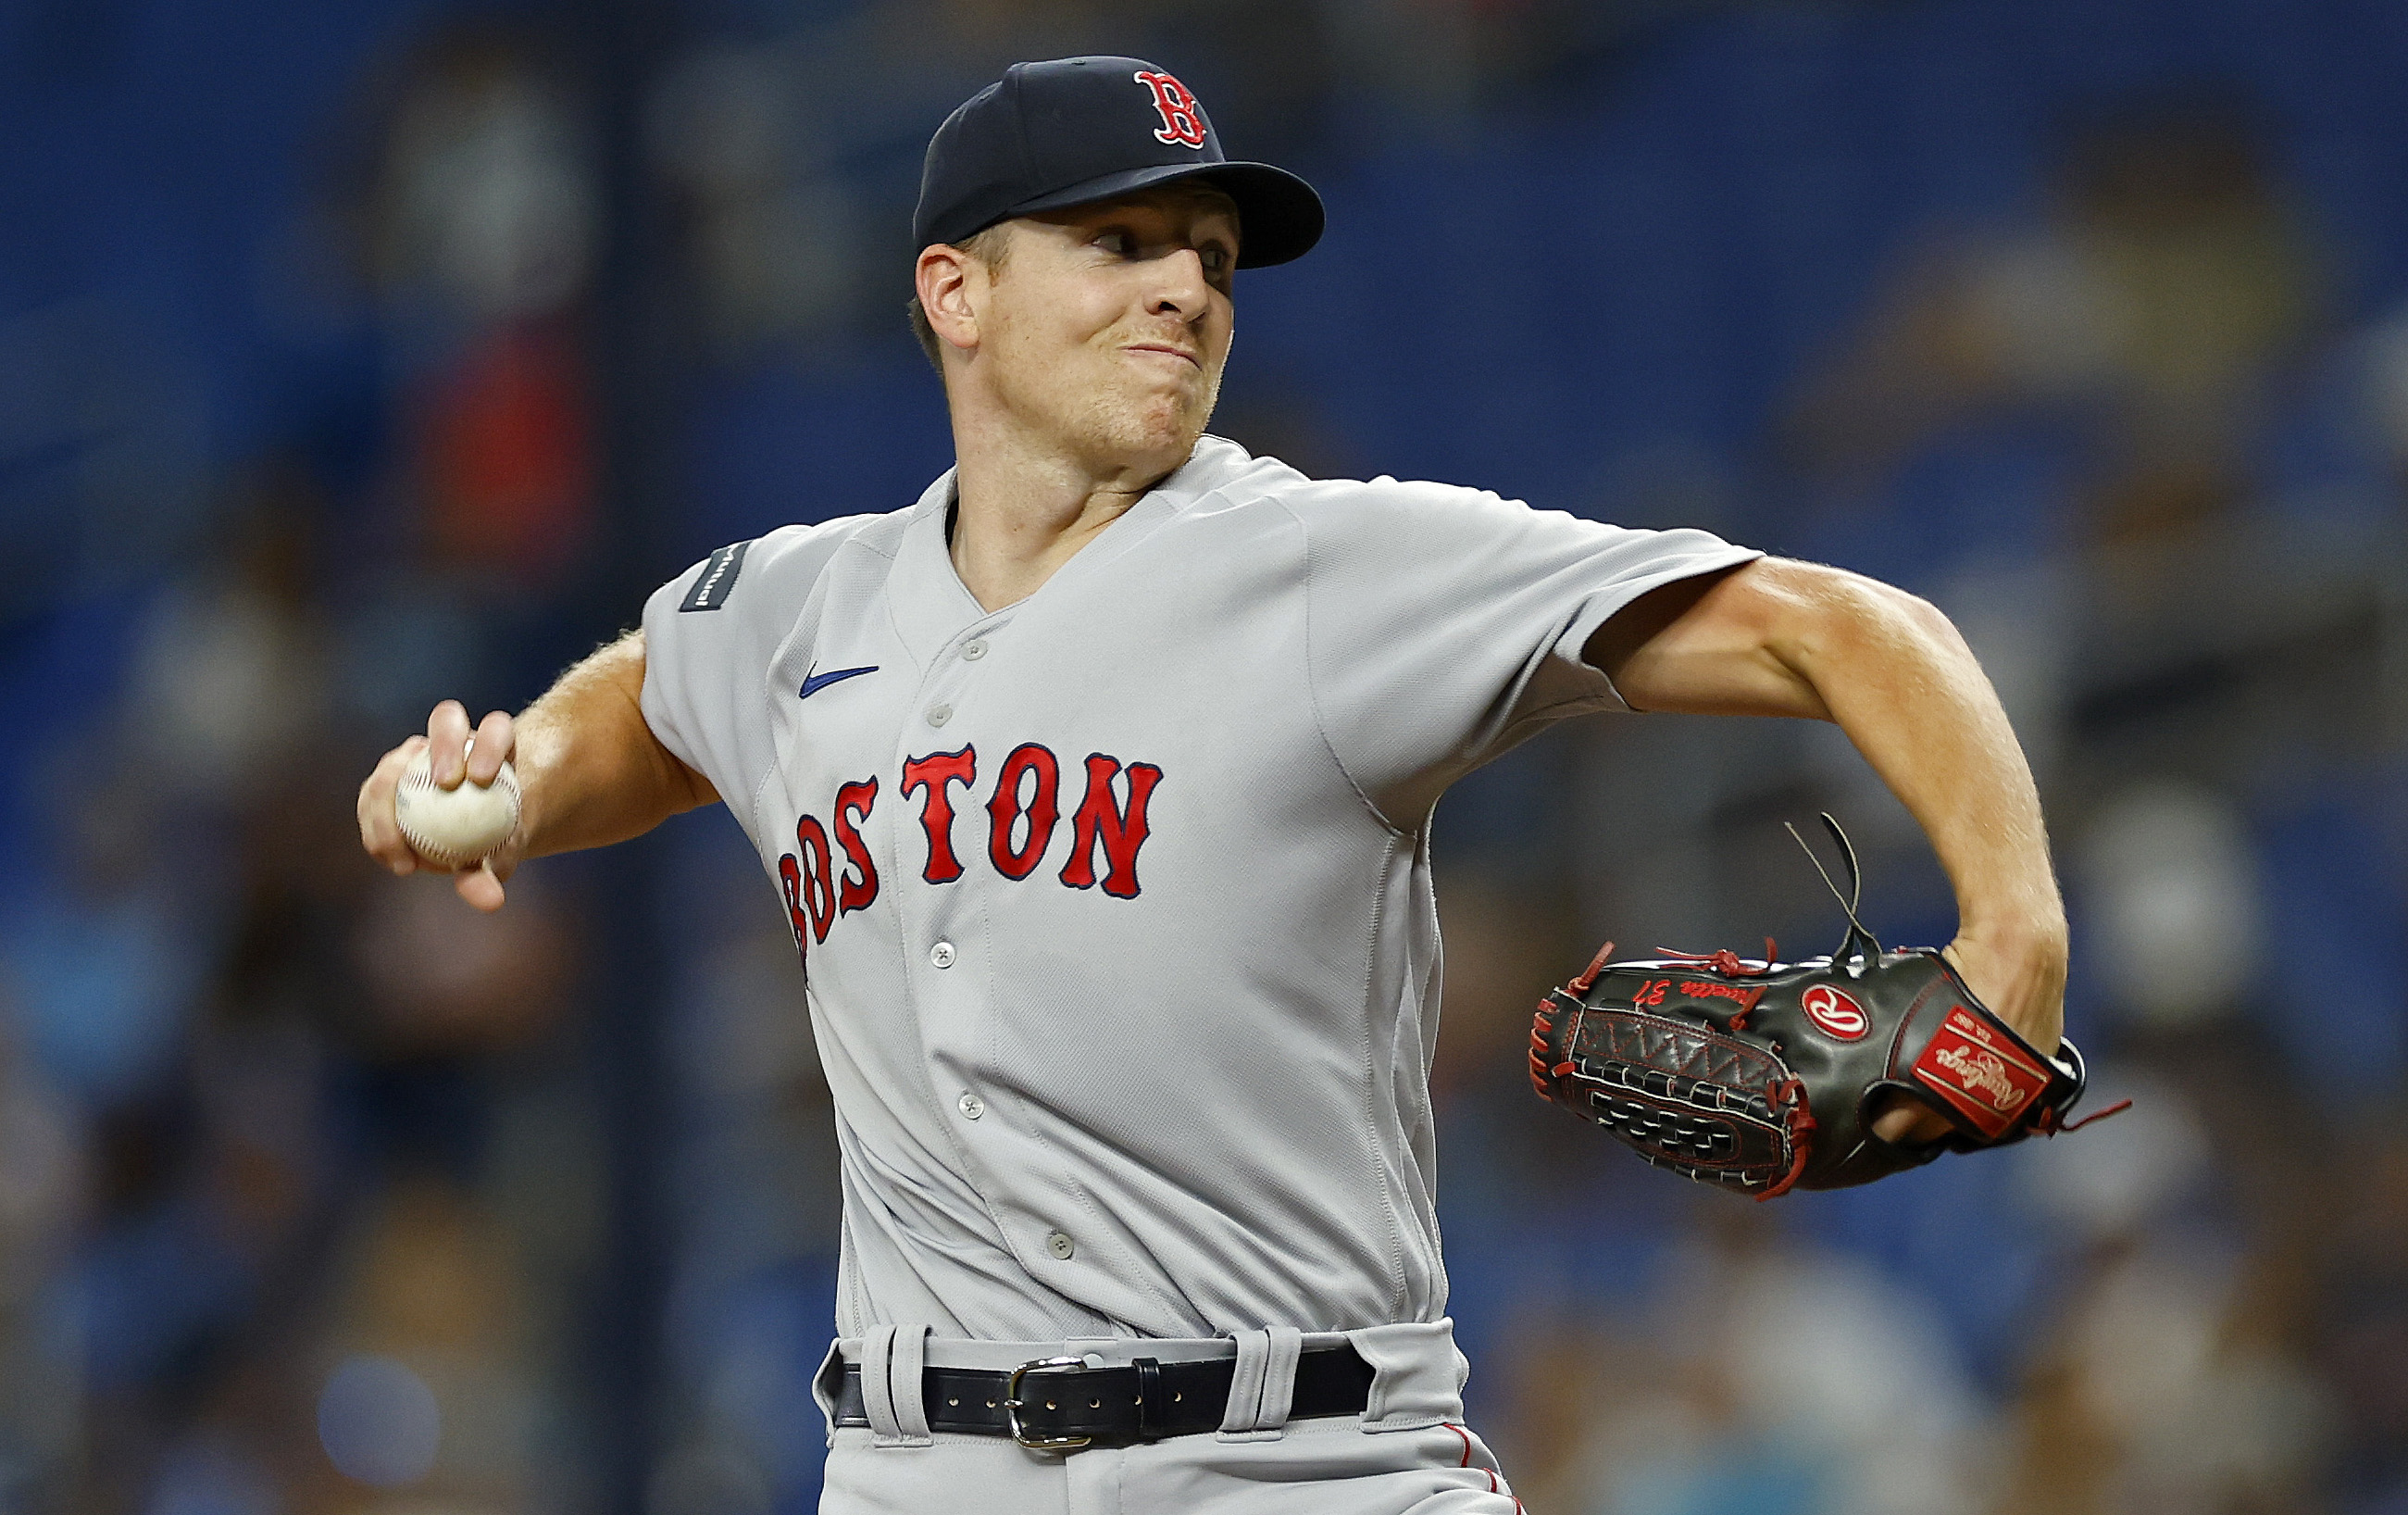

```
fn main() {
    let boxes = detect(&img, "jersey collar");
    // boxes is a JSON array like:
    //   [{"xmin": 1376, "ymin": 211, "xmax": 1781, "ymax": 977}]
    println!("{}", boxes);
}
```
[{"xmin": 884, "ymin": 439, "xmax": 1258, "ymax": 670}]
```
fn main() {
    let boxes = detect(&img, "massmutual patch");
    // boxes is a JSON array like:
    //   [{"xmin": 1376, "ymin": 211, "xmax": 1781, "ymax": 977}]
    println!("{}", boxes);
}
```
[{"xmin": 680, "ymin": 541, "xmax": 751, "ymax": 612}]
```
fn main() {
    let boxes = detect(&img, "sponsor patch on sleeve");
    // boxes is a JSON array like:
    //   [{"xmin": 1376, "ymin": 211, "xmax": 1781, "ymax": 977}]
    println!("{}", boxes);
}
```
[
  {"xmin": 1910, "ymin": 1007, "xmax": 2050, "ymax": 1138},
  {"xmin": 679, "ymin": 541, "xmax": 752, "ymax": 612}
]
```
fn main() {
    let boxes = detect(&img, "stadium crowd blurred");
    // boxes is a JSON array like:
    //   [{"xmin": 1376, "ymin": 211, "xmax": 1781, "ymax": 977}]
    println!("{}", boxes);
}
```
[{"xmin": 1, "ymin": 0, "xmax": 2403, "ymax": 1511}]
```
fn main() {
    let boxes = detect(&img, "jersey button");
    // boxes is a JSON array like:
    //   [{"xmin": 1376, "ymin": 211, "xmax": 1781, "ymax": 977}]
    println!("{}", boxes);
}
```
[
  {"xmin": 961, "ymin": 639, "xmax": 988, "ymax": 661},
  {"xmin": 1044, "ymin": 1230, "xmax": 1075, "ymax": 1261},
  {"xmin": 930, "ymin": 941, "xmax": 956, "ymax": 969},
  {"xmin": 958, "ymin": 1092, "xmax": 985, "ymax": 1120},
  {"xmin": 927, "ymin": 702, "xmax": 953, "ymax": 727}
]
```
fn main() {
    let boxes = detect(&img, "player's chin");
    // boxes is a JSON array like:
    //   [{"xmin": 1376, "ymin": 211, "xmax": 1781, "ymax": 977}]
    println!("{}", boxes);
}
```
[
  {"xmin": 1109, "ymin": 369, "xmax": 1205, "ymax": 414},
  {"xmin": 1096, "ymin": 394, "xmax": 1206, "ymax": 457}
]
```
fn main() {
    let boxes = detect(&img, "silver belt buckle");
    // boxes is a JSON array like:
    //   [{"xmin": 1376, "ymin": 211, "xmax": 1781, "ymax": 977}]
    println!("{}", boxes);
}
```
[{"xmin": 1004, "ymin": 1356, "xmax": 1095, "ymax": 1451}]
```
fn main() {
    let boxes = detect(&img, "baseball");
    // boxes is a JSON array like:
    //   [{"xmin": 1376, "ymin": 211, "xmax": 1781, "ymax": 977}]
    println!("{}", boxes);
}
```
[{"xmin": 394, "ymin": 740, "xmax": 520, "ymax": 869}]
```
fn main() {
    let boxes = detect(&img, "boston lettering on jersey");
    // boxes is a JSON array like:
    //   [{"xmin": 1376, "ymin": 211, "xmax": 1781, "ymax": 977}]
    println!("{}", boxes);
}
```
[{"xmin": 777, "ymin": 743, "xmax": 1164, "ymax": 960}]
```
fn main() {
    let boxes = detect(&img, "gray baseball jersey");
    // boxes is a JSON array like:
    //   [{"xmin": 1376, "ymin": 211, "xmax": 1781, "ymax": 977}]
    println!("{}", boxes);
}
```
[{"xmin": 641, "ymin": 434, "xmax": 1758, "ymax": 1344}]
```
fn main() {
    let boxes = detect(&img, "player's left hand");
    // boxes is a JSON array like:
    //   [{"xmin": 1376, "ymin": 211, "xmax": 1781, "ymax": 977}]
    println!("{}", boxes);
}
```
[{"xmin": 1870, "ymin": 926, "xmax": 2066, "ymax": 1144}]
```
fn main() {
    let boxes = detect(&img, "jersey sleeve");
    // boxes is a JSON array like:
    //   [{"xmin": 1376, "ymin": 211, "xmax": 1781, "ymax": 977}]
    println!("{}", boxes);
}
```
[
  {"xmin": 1294, "ymin": 478, "xmax": 1761, "ymax": 826},
  {"xmin": 639, "ymin": 520, "xmax": 870, "ymax": 842}
]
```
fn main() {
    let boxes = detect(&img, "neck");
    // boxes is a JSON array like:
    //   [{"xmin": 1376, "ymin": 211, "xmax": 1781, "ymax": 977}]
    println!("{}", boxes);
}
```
[{"xmin": 944, "ymin": 394, "xmax": 1190, "ymax": 612}]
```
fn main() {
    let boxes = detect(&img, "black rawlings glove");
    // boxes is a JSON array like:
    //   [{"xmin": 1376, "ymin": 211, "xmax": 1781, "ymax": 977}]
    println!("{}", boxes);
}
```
[{"xmin": 1528, "ymin": 816, "xmax": 2124, "ymax": 1199}]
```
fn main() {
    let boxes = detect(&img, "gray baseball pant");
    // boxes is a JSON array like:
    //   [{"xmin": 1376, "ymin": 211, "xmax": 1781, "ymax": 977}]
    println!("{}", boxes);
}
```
[{"xmin": 814, "ymin": 1321, "xmax": 1522, "ymax": 1514}]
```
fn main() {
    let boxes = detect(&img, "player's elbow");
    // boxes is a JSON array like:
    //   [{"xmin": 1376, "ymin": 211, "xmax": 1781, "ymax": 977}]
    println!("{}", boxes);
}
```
[
  {"xmin": 1755, "ymin": 560, "xmax": 1962, "ymax": 707},
  {"xmin": 1869, "ymin": 576, "xmax": 1959, "ymax": 645},
  {"xmin": 1858, "ymin": 576, "xmax": 1970, "ymax": 670},
  {"xmin": 1761, "ymin": 557, "xmax": 1930, "ymax": 628}
]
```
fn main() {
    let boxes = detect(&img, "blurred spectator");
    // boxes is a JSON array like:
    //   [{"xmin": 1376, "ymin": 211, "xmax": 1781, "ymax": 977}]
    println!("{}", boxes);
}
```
[
  {"xmin": 1509, "ymin": 1207, "xmax": 1983, "ymax": 1515},
  {"xmin": 1788, "ymin": 91, "xmax": 2326, "ymax": 547},
  {"xmin": 2073, "ymin": 777, "xmax": 2265, "ymax": 1032},
  {"xmin": 654, "ymin": 840, "xmax": 846, "ymax": 1515},
  {"xmin": 2316, "ymin": 1114, "xmax": 2408, "ymax": 1510},
  {"xmin": 2000, "ymin": 1231, "xmax": 2331, "ymax": 1515},
  {"xmin": 310, "ymin": 1171, "xmax": 543, "ymax": 1511},
  {"xmin": 125, "ymin": 469, "xmax": 332, "ymax": 808},
  {"xmin": 0, "ymin": 997, "xmax": 84, "ymax": 1509},
  {"xmin": 649, "ymin": 45, "xmax": 865, "ymax": 353},
  {"xmin": 366, "ymin": 27, "xmax": 599, "ymax": 592},
  {"xmin": 350, "ymin": 872, "xmax": 571, "ymax": 1058}
]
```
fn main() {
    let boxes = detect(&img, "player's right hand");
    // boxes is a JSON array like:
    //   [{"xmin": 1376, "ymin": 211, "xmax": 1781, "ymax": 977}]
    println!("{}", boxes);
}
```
[{"xmin": 356, "ymin": 699, "xmax": 522, "ymax": 913}]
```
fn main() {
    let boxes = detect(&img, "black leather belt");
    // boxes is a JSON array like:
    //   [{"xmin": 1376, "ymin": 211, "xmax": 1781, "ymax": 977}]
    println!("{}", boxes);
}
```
[{"xmin": 833, "ymin": 1346, "xmax": 1376, "ymax": 1448}]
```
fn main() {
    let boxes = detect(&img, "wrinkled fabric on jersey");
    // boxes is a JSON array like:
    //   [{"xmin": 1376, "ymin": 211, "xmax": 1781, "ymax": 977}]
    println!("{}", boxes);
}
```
[
  {"xmin": 820, "ymin": 1418, "xmax": 1518, "ymax": 1514},
  {"xmin": 641, "ymin": 435, "xmax": 1759, "ymax": 1342}
]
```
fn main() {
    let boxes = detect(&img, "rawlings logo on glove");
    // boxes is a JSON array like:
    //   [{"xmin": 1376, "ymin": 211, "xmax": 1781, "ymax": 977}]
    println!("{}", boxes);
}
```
[
  {"xmin": 1799, "ymin": 983, "xmax": 1868, "ymax": 1040},
  {"xmin": 1528, "ymin": 816, "xmax": 2126, "ymax": 1198}
]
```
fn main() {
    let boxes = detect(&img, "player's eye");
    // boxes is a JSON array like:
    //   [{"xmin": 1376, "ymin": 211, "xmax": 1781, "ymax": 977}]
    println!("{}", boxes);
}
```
[{"xmin": 1095, "ymin": 230, "xmax": 1133, "ymax": 257}]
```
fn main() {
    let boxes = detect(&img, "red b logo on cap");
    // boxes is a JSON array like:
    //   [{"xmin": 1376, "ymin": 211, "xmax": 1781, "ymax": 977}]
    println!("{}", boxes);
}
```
[{"xmin": 1134, "ymin": 70, "xmax": 1207, "ymax": 148}]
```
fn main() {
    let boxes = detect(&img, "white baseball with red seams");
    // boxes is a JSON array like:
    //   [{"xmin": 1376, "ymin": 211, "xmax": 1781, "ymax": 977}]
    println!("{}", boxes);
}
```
[{"xmin": 394, "ymin": 740, "xmax": 519, "ymax": 869}]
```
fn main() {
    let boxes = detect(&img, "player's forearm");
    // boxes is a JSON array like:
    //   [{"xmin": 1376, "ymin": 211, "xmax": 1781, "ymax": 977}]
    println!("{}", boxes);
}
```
[
  {"xmin": 513, "ymin": 632, "xmax": 718, "ymax": 859},
  {"xmin": 1774, "ymin": 574, "xmax": 2067, "ymax": 1040}
]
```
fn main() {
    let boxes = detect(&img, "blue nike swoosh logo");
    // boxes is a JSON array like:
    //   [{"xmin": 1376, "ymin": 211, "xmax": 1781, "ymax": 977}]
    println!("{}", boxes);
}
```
[{"xmin": 799, "ymin": 665, "xmax": 879, "ymax": 699}]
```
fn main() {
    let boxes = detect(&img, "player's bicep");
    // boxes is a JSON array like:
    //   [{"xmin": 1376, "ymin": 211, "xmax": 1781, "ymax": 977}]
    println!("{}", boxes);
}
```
[
  {"xmin": 1585, "ymin": 557, "xmax": 1838, "ymax": 720},
  {"xmin": 601, "ymin": 632, "xmax": 717, "ymax": 812}
]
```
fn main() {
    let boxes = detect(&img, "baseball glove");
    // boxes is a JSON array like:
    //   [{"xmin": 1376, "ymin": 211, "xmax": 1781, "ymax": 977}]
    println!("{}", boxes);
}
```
[{"xmin": 1528, "ymin": 816, "xmax": 2124, "ymax": 1199}]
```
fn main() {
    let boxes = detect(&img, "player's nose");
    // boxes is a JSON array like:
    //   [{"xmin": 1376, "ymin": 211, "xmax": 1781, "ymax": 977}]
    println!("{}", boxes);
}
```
[{"xmin": 1144, "ymin": 246, "xmax": 1213, "ymax": 319}]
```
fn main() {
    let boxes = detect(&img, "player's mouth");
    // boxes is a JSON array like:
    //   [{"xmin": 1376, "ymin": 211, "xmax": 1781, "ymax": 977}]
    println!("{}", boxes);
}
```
[{"xmin": 1124, "ymin": 342, "xmax": 1202, "ymax": 370}]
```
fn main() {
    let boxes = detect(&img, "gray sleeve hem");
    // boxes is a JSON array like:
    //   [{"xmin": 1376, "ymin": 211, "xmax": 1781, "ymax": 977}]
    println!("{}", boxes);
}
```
[
  {"xmin": 638, "ymin": 587, "xmax": 772, "ymax": 843},
  {"xmin": 1553, "ymin": 545, "xmax": 1765, "ymax": 713}
]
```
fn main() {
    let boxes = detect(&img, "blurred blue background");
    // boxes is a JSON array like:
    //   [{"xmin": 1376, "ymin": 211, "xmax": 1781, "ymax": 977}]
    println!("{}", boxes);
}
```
[{"xmin": 2, "ymin": 0, "xmax": 2403, "ymax": 1510}]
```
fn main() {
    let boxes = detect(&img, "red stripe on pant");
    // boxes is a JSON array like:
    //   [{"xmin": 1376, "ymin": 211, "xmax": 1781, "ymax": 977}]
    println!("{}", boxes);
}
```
[{"xmin": 1441, "ymin": 1423, "xmax": 1520, "ymax": 1509}]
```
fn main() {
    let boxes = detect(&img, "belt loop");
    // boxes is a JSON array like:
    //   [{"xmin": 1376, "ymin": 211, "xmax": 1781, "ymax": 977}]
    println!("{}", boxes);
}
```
[
  {"xmin": 860, "ymin": 1326, "xmax": 901, "ymax": 1441},
  {"xmin": 862, "ymin": 1324, "xmax": 934, "ymax": 1447},
  {"xmin": 1260, "ymin": 1326, "xmax": 1303, "ymax": 1432},
  {"xmin": 1349, "ymin": 1319, "xmax": 1469, "ymax": 1432},
  {"xmin": 811, "ymin": 1338, "xmax": 848, "ymax": 1445},
  {"xmin": 1134, "ymin": 1358, "xmax": 1164, "ymax": 1435},
  {"xmin": 1216, "ymin": 1326, "xmax": 1301, "ymax": 1442},
  {"xmin": 892, "ymin": 1324, "xmax": 932, "ymax": 1443}
]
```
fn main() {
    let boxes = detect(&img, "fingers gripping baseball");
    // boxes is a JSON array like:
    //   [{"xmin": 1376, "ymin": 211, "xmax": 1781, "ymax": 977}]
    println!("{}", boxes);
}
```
[{"xmin": 356, "ymin": 702, "xmax": 523, "ymax": 912}]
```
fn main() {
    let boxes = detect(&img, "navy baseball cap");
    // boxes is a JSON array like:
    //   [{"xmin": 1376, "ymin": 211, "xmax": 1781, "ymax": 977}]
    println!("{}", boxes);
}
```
[{"xmin": 913, "ymin": 56, "xmax": 1325, "ymax": 269}]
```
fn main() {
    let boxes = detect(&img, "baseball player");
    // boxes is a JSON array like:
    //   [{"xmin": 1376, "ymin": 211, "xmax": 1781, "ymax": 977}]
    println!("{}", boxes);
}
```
[{"xmin": 358, "ymin": 56, "xmax": 2066, "ymax": 1513}]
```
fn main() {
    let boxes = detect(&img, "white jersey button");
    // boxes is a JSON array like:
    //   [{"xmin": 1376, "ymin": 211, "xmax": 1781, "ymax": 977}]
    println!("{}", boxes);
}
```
[
  {"xmin": 930, "ymin": 941, "xmax": 957, "ymax": 969},
  {"xmin": 1044, "ymin": 1230, "xmax": 1075, "ymax": 1260},
  {"xmin": 927, "ymin": 702, "xmax": 954, "ymax": 727},
  {"xmin": 961, "ymin": 639, "xmax": 989, "ymax": 660},
  {"xmin": 957, "ymin": 1092, "xmax": 985, "ymax": 1120}
]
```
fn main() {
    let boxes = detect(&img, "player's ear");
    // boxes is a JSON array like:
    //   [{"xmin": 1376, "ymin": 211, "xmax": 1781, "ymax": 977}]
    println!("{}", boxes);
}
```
[{"xmin": 916, "ymin": 244, "xmax": 983, "ymax": 356}]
